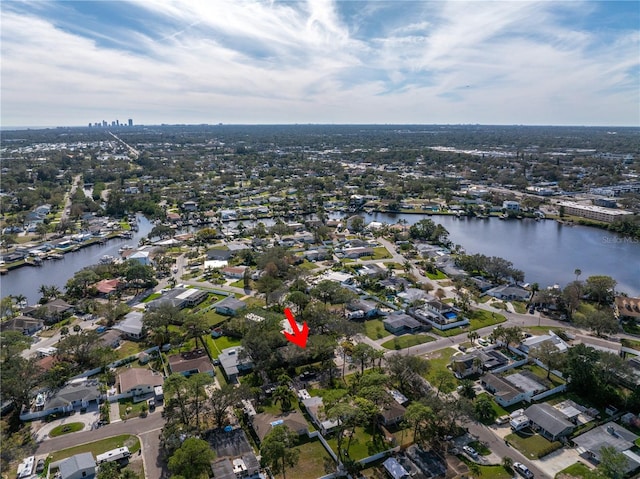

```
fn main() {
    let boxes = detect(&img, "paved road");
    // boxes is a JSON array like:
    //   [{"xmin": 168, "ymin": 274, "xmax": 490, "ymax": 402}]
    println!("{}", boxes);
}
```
[
  {"xmin": 467, "ymin": 421, "xmax": 551, "ymax": 479},
  {"xmin": 60, "ymin": 174, "xmax": 83, "ymax": 223},
  {"xmin": 36, "ymin": 412, "xmax": 167, "ymax": 479}
]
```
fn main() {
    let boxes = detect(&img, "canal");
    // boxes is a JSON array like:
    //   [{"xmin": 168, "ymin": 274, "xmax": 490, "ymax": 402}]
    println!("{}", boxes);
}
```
[{"xmin": 0, "ymin": 215, "xmax": 154, "ymax": 305}]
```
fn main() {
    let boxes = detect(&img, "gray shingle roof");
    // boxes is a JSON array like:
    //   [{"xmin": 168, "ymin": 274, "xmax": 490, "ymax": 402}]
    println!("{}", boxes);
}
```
[{"xmin": 524, "ymin": 403, "xmax": 574, "ymax": 437}]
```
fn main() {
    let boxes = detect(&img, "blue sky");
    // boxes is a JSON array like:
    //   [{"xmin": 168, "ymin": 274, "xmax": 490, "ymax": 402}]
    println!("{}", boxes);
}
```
[{"xmin": 1, "ymin": 0, "xmax": 638, "ymax": 127}]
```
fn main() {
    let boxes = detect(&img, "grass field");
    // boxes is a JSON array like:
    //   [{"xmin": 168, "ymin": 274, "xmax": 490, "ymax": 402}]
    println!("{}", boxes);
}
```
[
  {"xmin": 426, "ymin": 270, "xmax": 448, "ymax": 280},
  {"xmin": 49, "ymin": 422, "xmax": 85, "ymax": 437},
  {"xmin": 370, "ymin": 247, "xmax": 392, "ymax": 260},
  {"xmin": 555, "ymin": 462, "xmax": 592, "ymax": 478},
  {"xmin": 142, "ymin": 293, "xmax": 161, "ymax": 303},
  {"xmin": 458, "ymin": 456, "xmax": 513, "ymax": 479},
  {"xmin": 203, "ymin": 335, "xmax": 242, "ymax": 358},
  {"xmin": 468, "ymin": 309, "xmax": 506, "ymax": 330},
  {"xmin": 364, "ymin": 319, "xmax": 391, "ymax": 340},
  {"xmin": 326, "ymin": 426, "xmax": 386, "ymax": 461},
  {"xmin": 289, "ymin": 439, "xmax": 335, "ymax": 479},
  {"xmin": 49, "ymin": 434, "xmax": 140, "ymax": 462},
  {"xmin": 381, "ymin": 334, "xmax": 435, "ymax": 350},
  {"xmin": 119, "ymin": 398, "xmax": 150, "ymax": 420},
  {"xmin": 115, "ymin": 341, "xmax": 146, "ymax": 360},
  {"xmin": 505, "ymin": 431, "xmax": 561, "ymax": 459},
  {"xmin": 423, "ymin": 347, "xmax": 458, "ymax": 392}
]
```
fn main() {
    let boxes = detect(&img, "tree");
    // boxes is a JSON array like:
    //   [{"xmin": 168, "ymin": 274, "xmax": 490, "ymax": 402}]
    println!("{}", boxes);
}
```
[
  {"xmin": 474, "ymin": 394, "xmax": 495, "ymax": 423},
  {"xmin": 97, "ymin": 461, "xmax": 121, "ymax": 479},
  {"xmin": 502, "ymin": 456, "xmax": 513, "ymax": 471},
  {"xmin": 255, "ymin": 275, "xmax": 283, "ymax": 306},
  {"xmin": 0, "ymin": 331, "xmax": 32, "ymax": 361},
  {"xmin": 564, "ymin": 343, "xmax": 600, "ymax": 396},
  {"xmin": 168, "ymin": 437, "xmax": 216, "ymax": 479},
  {"xmin": 163, "ymin": 374, "xmax": 193, "ymax": 427},
  {"xmin": 351, "ymin": 343, "xmax": 375, "ymax": 374},
  {"xmin": 143, "ymin": 303, "xmax": 184, "ymax": 346},
  {"xmin": 0, "ymin": 296, "xmax": 16, "ymax": 319},
  {"xmin": 530, "ymin": 341, "xmax": 565, "ymax": 379},
  {"xmin": 577, "ymin": 309, "xmax": 618, "ymax": 338},
  {"xmin": 209, "ymin": 384, "xmax": 249, "ymax": 429},
  {"xmin": 467, "ymin": 331, "xmax": 480, "ymax": 346},
  {"xmin": 405, "ymin": 401, "xmax": 434, "ymax": 444},
  {"xmin": 585, "ymin": 275, "xmax": 617, "ymax": 305},
  {"xmin": 574, "ymin": 268, "xmax": 582, "ymax": 282},
  {"xmin": 287, "ymin": 291, "xmax": 310, "ymax": 315},
  {"xmin": 65, "ymin": 268, "xmax": 99, "ymax": 298},
  {"xmin": 458, "ymin": 379, "xmax": 476, "ymax": 399},
  {"xmin": 597, "ymin": 445, "xmax": 628, "ymax": 479},
  {"xmin": 272, "ymin": 385, "xmax": 296, "ymax": 413},
  {"xmin": 187, "ymin": 373, "xmax": 213, "ymax": 432},
  {"xmin": 562, "ymin": 281, "xmax": 583, "ymax": 320},
  {"xmin": 260, "ymin": 425, "xmax": 300, "ymax": 479},
  {"xmin": 1, "ymin": 356, "xmax": 43, "ymax": 410}
]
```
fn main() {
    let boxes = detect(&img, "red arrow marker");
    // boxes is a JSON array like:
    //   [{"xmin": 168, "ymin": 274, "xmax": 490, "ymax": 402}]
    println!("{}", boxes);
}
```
[{"xmin": 283, "ymin": 307, "xmax": 309, "ymax": 349}]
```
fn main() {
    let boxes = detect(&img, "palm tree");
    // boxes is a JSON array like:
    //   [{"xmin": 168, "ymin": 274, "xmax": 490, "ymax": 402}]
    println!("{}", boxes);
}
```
[
  {"xmin": 467, "ymin": 331, "xmax": 480, "ymax": 346},
  {"xmin": 574, "ymin": 268, "xmax": 582, "ymax": 282},
  {"xmin": 272, "ymin": 386, "xmax": 295, "ymax": 413},
  {"xmin": 13, "ymin": 294, "xmax": 27, "ymax": 308}
]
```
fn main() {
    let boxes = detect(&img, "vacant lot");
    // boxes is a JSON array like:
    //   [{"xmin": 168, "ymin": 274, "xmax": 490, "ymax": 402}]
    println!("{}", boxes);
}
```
[
  {"xmin": 364, "ymin": 319, "xmax": 390, "ymax": 340},
  {"xmin": 381, "ymin": 334, "xmax": 435, "ymax": 350},
  {"xmin": 289, "ymin": 439, "xmax": 335, "ymax": 479}
]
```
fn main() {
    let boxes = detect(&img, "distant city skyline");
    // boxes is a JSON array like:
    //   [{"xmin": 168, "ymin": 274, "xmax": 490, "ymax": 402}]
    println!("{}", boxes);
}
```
[{"xmin": 1, "ymin": 1, "xmax": 639, "ymax": 127}]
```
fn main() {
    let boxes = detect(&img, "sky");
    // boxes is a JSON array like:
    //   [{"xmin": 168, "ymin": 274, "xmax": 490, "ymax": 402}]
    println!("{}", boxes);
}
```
[{"xmin": 1, "ymin": 0, "xmax": 639, "ymax": 127}]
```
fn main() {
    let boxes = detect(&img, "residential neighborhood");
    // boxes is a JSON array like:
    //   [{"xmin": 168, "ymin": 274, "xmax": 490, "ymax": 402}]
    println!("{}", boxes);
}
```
[{"xmin": 1, "ymin": 124, "xmax": 639, "ymax": 479}]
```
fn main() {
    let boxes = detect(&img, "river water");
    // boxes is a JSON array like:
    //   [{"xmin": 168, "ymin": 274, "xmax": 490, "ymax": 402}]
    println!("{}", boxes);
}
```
[
  {"xmin": 0, "ymin": 216, "xmax": 154, "ymax": 305},
  {"xmin": 360, "ymin": 213, "xmax": 640, "ymax": 296},
  {"xmin": 1, "ymin": 213, "xmax": 638, "ymax": 304}
]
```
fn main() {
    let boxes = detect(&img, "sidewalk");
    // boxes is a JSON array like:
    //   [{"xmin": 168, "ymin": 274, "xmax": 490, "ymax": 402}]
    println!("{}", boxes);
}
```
[{"xmin": 110, "ymin": 401, "xmax": 122, "ymax": 423}]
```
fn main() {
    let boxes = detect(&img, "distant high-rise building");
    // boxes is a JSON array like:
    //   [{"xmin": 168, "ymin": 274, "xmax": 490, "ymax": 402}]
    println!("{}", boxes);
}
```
[
  {"xmin": 128, "ymin": 118, "xmax": 133, "ymax": 127},
  {"xmin": 111, "ymin": 121, "xmax": 116, "ymax": 127},
  {"xmin": 88, "ymin": 123, "xmax": 92, "ymax": 128},
  {"xmin": 116, "ymin": 119, "xmax": 119, "ymax": 126},
  {"xmin": 102, "ymin": 120, "xmax": 107, "ymax": 127}
]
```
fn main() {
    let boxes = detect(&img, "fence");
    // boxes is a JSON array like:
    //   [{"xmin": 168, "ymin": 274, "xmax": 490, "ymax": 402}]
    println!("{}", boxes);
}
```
[
  {"xmin": 530, "ymin": 384, "xmax": 567, "ymax": 402},
  {"xmin": 308, "ymin": 430, "xmax": 338, "ymax": 462}
]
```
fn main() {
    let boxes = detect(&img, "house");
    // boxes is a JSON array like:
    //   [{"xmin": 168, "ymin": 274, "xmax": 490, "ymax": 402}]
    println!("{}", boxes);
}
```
[
  {"xmin": 113, "ymin": 311, "xmax": 145, "ymax": 340},
  {"xmin": 383, "ymin": 313, "xmax": 423, "ymax": 335},
  {"xmin": 301, "ymin": 396, "xmax": 339, "ymax": 434},
  {"xmin": 524, "ymin": 403, "xmax": 574, "ymax": 441},
  {"xmin": 118, "ymin": 368, "xmax": 164, "ymax": 399},
  {"xmin": 382, "ymin": 457, "xmax": 410, "ymax": 479},
  {"xmin": 206, "ymin": 248, "xmax": 234, "ymax": 261},
  {"xmin": 485, "ymin": 284, "xmax": 531, "ymax": 302},
  {"xmin": 502, "ymin": 201, "xmax": 520, "ymax": 212},
  {"xmin": 182, "ymin": 200, "xmax": 198, "ymax": 212},
  {"xmin": 379, "ymin": 398, "xmax": 407, "ymax": 426},
  {"xmin": 211, "ymin": 455, "xmax": 261, "ymax": 479},
  {"xmin": 148, "ymin": 287, "xmax": 208, "ymax": 310},
  {"xmin": 518, "ymin": 331, "xmax": 569, "ymax": 355},
  {"xmin": 452, "ymin": 349, "xmax": 510, "ymax": 378},
  {"xmin": 218, "ymin": 346, "xmax": 253, "ymax": 383},
  {"xmin": 94, "ymin": 279, "xmax": 121, "ymax": 296},
  {"xmin": 215, "ymin": 296, "xmax": 247, "ymax": 316},
  {"xmin": 615, "ymin": 296, "xmax": 640, "ymax": 321},
  {"xmin": 481, "ymin": 373, "xmax": 529, "ymax": 407},
  {"xmin": 574, "ymin": 423, "xmax": 640, "ymax": 473},
  {"xmin": 97, "ymin": 330, "xmax": 121, "ymax": 349},
  {"xmin": 22, "ymin": 298, "xmax": 73, "ymax": 324},
  {"xmin": 343, "ymin": 247, "xmax": 374, "ymax": 259},
  {"xmin": 346, "ymin": 299, "xmax": 381, "ymax": 319},
  {"xmin": 168, "ymin": 349, "xmax": 214, "ymax": 377},
  {"xmin": 42, "ymin": 379, "xmax": 102, "ymax": 415},
  {"xmin": 222, "ymin": 266, "xmax": 248, "ymax": 279},
  {"xmin": 129, "ymin": 250, "xmax": 151, "ymax": 266},
  {"xmin": 0, "ymin": 315, "xmax": 44, "ymax": 335},
  {"xmin": 358, "ymin": 263, "xmax": 388, "ymax": 279},
  {"xmin": 251, "ymin": 410, "xmax": 309, "ymax": 442},
  {"xmin": 58, "ymin": 452, "xmax": 96, "ymax": 479},
  {"xmin": 409, "ymin": 300, "xmax": 467, "ymax": 330}
]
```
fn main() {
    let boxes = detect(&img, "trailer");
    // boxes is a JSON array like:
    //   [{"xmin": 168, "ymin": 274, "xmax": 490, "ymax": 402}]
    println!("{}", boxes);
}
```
[{"xmin": 96, "ymin": 447, "xmax": 131, "ymax": 464}]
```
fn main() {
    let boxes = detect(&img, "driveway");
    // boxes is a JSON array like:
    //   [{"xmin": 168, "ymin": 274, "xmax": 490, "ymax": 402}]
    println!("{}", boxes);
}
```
[{"xmin": 33, "ymin": 404, "xmax": 100, "ymax": 442}]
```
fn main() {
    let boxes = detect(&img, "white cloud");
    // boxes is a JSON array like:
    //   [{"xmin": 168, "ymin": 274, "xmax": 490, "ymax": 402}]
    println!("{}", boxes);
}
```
[{"xmin": 1, "ymin": 0, "xmax": 638, "ymax": 126}]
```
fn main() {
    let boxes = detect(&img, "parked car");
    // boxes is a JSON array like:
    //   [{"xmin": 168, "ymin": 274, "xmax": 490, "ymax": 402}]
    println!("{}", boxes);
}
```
[
  {"xmin": 148, "ymin": 399, "xmax": 156, "ymax": 410},
  {"xmin": 463, "ymin": 445, "xmax": 479, "ymax": 458},
  {"xmin": 35, "ymin": 459, "xmax": 45, "ymax": 474},
  {"xmin": 514, "ymin": 462, "xmax": 534, "ymax": 478}
]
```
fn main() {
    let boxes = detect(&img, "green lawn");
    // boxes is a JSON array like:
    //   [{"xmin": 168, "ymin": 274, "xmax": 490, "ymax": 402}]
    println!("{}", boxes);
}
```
[
  {"xmin": 621, "ymin": 321, "xmax": 640, "ymax": 335},
  {"xmin": 370, "ymin": 247, "xmax": 392, "ymax": 260},
  {"xmin": 426, "ymin": 270, "xmax": 447, "ymax": 280},
  {"xmin": 49, "ymin": 435, "xmax": 140, "ymax": 462},
  {"xmin": 423, "ymin": 347, "xmax": 458, "ymax": 392},
  {"xmin": 364, "ymin": 319, "xmax": 391, "ymax": 340},
  {"xmin": 199, "ymin": 309, "xmax": 229, "ymax": 328},
  {"xmin": 458, "ymin": 456, "xmax": 513, "ymax": 479},
  {"xmin": 308, "ymin": 387, "xmax": 349, "ymax": 404},
  {"xmin": 119, "ymin": 398, "xmax": 150, "ymax": 420},
  {"xmin": 115, "ymin": 341, "xmax": 146, "ymax": 360},
  {"xmin": 381, "ymin": 334, "xmax": 435, "ymax": 350},
  {"xmin": 621, "ymin": 338, "xmax": 640, "ymax": 351},
  {"xmin": 512, "ymin": 301, "xmax": 528, "ymax": 314},
  {"xmin": 469, "ymin": 440, "xmax": 491, "ymax": 456},
  {"xmin": 142, "ymin": 293, "xmax": 161, "ymax": 303},
  {"xmin": 203, "ymin": 335, "xmax": 242, "ymax": 359},
  {"xmin": 289, "ymin": 439, "xmax": 335, "ymax": 479},
  {"xmin": 468, "ymin": 309, "xmax": 506, "ymax": 330},
  {"xmin": 555, "ymin": 462, "xmax": 592, "ymax": 478},
  {"xmin": 49, "ymin": 422, "xmax": 85, "ymax": 437},
  {"xmin": 430, "ymin": 326, "xmax": 464, "ymax": 337},
  {"xmin": 476, "ymin": 393, "xmax": 509, "ymax": 419},
  {"xmin": 326, "ymin": 426, "xmax": 387, "ymax": 461},
  {"xmin": 230, "ymin": 279, "xmax": 246, "ymax": 288},
  {"xmin": 518, "ymin": 364, "xmax": 565, "ymax": 387},
  {"xmin": 505, "ymin": 431, "xmax": 561, "ymax": 459}
]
